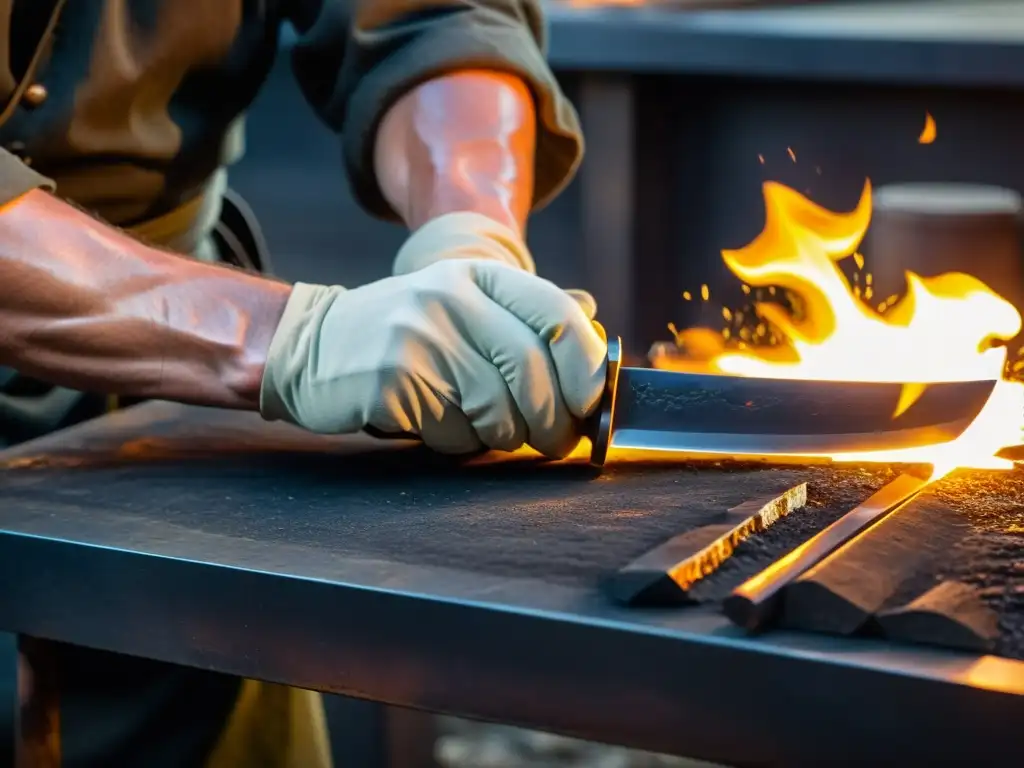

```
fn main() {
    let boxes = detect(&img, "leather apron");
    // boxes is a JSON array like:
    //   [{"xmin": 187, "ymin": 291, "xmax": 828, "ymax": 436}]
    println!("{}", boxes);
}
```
[
  {"xmin": 0, "ymin": 3, "xmax": 333, "ymax": 766},
  {"xmin": 122, "ymin": 175, "xmax": 335, "ymax": 768}
]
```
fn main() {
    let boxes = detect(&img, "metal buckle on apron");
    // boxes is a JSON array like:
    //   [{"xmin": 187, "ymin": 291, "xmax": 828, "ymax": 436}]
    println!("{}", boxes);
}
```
[{"xmin": 127, "ymin": 188, "xmax": 272, "ymax": 274}]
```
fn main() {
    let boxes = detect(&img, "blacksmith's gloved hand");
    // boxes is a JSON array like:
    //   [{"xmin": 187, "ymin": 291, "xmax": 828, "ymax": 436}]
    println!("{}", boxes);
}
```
[
  {"xmin": 392, "ymin": 212, "xmax": 598, "ymax": 320},
  {"xmin": 259, "ymin": 260, "xmax": 607, "ymax": 458}
]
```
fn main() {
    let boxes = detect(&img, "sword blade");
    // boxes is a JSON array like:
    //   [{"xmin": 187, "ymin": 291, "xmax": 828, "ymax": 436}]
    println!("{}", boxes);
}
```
[{"xmin": 609, "ymin": 366, "xmax": 996, "ymax": 456}]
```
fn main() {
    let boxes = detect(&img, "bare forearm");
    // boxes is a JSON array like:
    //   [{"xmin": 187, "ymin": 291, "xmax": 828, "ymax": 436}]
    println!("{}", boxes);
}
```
[
  {"xmin": 374, "ymin": 70, "xmax": 536, "ymax": 234},
  {"xmin": 0, "ymin": 190, "xmax": 291, "ymax": 408}
]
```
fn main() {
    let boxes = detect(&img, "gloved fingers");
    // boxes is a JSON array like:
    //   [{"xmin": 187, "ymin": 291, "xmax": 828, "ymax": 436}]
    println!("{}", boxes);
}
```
[
  {"xmin": 364, "ymin": 327, "xmax": 528, "ymax": 454},
  {"xmin": 367, "ymin": 358, "xmax": 487, "ymax": 455},
  {"xmin": 467, "ymin": 301, "xmax": 579, "ymax": 459},
  {"xmin": 564, "ymin": 288, "xmax": 597, "ymax": 321},
  {"xmin": 453, "ymin": 357, "xmax": 530, "ymax": 452},
  {"xmin": 468, "ymin": 261, "xmax": 607, "ymax": 419},
  {"xmin": 417, "ymin": 406, "xmax": 485, "ymax": 455}
]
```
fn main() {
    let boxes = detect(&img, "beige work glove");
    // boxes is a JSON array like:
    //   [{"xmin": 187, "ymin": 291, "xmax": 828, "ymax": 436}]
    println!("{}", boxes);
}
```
[
  {"xmin": 259, "ymin": 259, "xmax": 607, "ymax": 458},
  {"xmin": 392, "ymin": 212, "xmax": 598, "ymax": 320}
]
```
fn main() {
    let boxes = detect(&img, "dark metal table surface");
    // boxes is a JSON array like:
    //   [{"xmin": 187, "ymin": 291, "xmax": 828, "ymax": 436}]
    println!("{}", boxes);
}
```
[{"xmin": 2, "ymin": 402, "xmax": 1024, "ymax": 766}]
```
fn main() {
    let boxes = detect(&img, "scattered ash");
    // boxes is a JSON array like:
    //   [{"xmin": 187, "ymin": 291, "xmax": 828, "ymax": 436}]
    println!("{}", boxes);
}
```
[
  {"xmin": 916, "ymin": 470, "xmax": 1024, "ymax": 660},
  {"xmin": 689, "ymin": 464, "xmax": 901, "ymax": 602},
  {"xmin": 929, "ymin": 470, "xmax": 1024, "ymax": 535}
]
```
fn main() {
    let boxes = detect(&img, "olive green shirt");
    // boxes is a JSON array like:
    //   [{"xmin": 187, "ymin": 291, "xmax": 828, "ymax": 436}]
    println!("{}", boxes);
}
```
[{"xmin": 0, "ymin": 1, "xmax": 583, "ymax": 766}]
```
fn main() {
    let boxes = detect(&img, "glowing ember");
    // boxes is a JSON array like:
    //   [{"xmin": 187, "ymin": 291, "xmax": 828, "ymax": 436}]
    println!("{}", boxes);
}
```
[
  {"xmin": 654, "ymin": 180, "xmax": 1024, "ymax": 474},
  {"xmin": 919, "ymin": 112, "xmax": 937, "ymax": 145}
]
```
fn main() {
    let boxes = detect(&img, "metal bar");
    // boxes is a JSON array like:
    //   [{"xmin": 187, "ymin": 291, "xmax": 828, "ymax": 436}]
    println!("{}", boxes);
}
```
[
  {"xmin": 876, "ymin": 580, "xmax": 999, "ymax": 654},
  {"xmin": 605, "ymin": 483, "xmax": 808, "ymax": 605},
  {"xmin": 781, "ymin": 491, "xmax": 968, "ymax": 636},
  {"xmin": 724, "ymin": 472, "xmax": 931, "ymax": 632},
  {"xmin": 15, "ymin": 636, "xmax": 59, "ymax": 768}
]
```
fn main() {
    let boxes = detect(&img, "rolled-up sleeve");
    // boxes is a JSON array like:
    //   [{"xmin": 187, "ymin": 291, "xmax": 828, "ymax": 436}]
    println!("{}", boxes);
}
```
[
  {"xmin": 0, "ymin": 149, "xmax": 54, "ymax": 208},
  {"xmin": 285, "ymin": 0, "xmax": 583, "ymax": 220}
]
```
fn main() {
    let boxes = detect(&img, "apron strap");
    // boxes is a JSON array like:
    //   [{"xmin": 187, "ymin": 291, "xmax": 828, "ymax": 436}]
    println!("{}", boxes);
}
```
[
  {"xmin": 213, "ymin": 187, "xmax": 275, "ymax": 275},
  {"xmin": 127, "ymin": 187, "xmax": 273, "ymax": 275},
  {"xmin": 126, "ymin": 193, "xmax": 209, "ymax": 249}
]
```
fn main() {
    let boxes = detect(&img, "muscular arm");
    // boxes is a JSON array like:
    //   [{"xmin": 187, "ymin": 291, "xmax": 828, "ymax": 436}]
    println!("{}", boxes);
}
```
[
  {"xmin": 0, "ymin": 190, "xmax": 290, "ymax": 408},
  {"xmin": 287, "ymin": 0, "xmax": 583, "ymax": 230},
  {"xmin": 373, "ymin": 71, "xmax": 535, "ymax": 235}
]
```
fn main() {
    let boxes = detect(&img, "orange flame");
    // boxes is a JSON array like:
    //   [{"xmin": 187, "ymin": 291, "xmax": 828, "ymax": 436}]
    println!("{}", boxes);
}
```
[
  {"xmin": 919, "ymin": 112, "xmax": 937, "ymax": 145},
  {"xmin": 655, "ymin": 180, "xmax": 1024, "ymax": 474}
]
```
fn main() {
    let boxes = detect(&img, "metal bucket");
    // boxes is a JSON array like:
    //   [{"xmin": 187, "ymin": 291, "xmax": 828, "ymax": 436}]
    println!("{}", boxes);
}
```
[{"xmin": 864, "ymin": 182, "xmax": 1024, "ymax": 364}]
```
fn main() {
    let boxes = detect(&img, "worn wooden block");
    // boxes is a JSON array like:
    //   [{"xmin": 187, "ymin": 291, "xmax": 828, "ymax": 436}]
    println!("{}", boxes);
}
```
[
  {"xmin": 781, "ymin": 493, "xmax": 969, "ymax": 636},
  {"xmin": 876, "ymin": 580, "xmax": 999, "ymax": 653},
  {"xmin": 605, "ymin": 483, "xmax": 808, "ymax": 606}
]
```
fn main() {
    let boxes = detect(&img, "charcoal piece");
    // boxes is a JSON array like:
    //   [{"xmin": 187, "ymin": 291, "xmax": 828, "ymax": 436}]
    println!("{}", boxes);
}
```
[
  {"xmin": 605, "ymin": 483, "xmax": 808, "ymax": 606},
  {"xmin": 876, "ymin": 580, "xmax": 999, "ymax": 653},
  {"xmin": 781, "ymin": 493, "xmax": 968, "ymax": 636}
]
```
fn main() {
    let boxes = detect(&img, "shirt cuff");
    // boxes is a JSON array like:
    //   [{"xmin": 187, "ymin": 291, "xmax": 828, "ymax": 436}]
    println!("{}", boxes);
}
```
[{"xmin": 0, "ymin": 148, "xmax": 54, "ymax": 208}]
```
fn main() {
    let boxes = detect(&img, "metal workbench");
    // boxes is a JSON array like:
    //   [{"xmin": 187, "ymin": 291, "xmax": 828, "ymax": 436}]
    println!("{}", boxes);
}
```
[{"xmin": 2, "ymin": 402, "xmax": 1024, "ymax": 766}]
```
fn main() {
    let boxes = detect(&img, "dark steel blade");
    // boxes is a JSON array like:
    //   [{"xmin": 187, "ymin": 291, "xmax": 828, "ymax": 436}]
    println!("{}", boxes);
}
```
[{"xmin": 609, "ymin": 366, "xmax": 997, "ymax": 456}]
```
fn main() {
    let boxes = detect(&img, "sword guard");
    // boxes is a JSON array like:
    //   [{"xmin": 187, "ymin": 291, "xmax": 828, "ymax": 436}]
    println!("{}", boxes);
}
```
[{"xmin": 586, "ymin": 336, "xmax": 622, "ymax": 468}]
